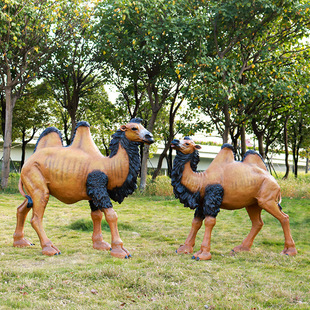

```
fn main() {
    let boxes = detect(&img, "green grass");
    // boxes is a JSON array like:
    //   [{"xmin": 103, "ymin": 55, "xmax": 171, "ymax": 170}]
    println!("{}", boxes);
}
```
[{"xmin": 0, "ymin": 194, "xmax": 309, "ymax": 309}]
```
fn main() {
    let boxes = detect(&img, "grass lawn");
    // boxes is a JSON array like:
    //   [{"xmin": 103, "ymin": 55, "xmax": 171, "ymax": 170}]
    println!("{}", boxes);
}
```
[{"xmin": 0, "ymin": 194, "xmax": 309, "ymax": 309}]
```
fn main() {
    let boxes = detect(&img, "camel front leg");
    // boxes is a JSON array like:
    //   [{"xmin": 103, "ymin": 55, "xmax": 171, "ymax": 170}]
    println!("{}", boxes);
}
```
[
  {"xmin": 192, "ymin": 216, "xmax": 216, "ymax": 261},
  {"xmin": 103, "ymin": 208, "xmax": 131, "ymax": 259},
  {"xmin": 13, "ymin": 199, "xmax": 33, "ymax": 247},
  {"xmin": 91, "ymin": 209, "xmax": 111, "ymax": 251},
  {"xmin": 177, "ymin": 216, "xmax": 203, "ymax": 254}
]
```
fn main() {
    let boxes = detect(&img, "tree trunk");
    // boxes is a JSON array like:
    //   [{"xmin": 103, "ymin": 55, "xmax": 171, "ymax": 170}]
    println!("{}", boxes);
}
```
[
  {"xmin": 1, "ymin": 93, "xmax": 5, "ymax": 138},
  {"xmin": 257, "ymin": 133, "xmax": 265, "ymax": 159},
  {"xmin": 306, "ymin": 155, "xmax": 309, "ymax": 174},
  {"xmin": 283, "ymin": 115, "xmax": 290, "ymax": 179},
  {"xmin": 1, "ymin": 87, "xmax": 16, "ymax": 189},
  {"xmin": 240, "ymin": 125, "xmax": 246, "ymax": 158},
  {"xmin": 140, "ymin": 110, "xmax": 158, "ymax": 191},
  {"xmin": 21, "ymin": 130, "xmax": 26, "ymax": 169},
  {"xmin": 222, "ymin": 103, "xmax": 230, "ymax": 143},
  {"xmin": 152, "ymin": 140, "xmax": 171, "ymax": 180}
]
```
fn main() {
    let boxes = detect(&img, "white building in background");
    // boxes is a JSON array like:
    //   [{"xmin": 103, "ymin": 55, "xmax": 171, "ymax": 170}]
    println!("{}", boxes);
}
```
[{"xmin": 0, "ymin": 131, "xmax": 307, "ymax": 174}]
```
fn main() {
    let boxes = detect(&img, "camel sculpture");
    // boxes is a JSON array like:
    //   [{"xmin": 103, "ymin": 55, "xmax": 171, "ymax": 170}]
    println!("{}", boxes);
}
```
[
  {"xmin": 171, "ymin": 137, "xmax": 297, "ymax": 260},
  {"xmin": 13, "ymin": 118, "xmax": 154, "ymax": 258}
]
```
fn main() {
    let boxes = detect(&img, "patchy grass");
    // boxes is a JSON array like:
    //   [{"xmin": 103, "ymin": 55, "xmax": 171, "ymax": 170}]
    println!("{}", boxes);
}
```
[{"xmin": 0, "ymin": 194, "xmax": 309, "ymax": 309}]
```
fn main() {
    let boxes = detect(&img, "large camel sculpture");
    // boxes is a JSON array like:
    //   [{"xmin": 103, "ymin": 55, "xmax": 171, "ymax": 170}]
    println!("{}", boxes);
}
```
[
  {"xmin": 13, "ymin": 118, "xmax": 154, "ymax": 258},
  {"xmin": 171, "ymin": 137, "xmax": 297, "ymax": 260}
]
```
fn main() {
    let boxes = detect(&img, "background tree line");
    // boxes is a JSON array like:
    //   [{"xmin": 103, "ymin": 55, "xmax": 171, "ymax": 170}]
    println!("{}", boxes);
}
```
[{"xmin": 1, "ymin": 0, "xmax": 310, "ymax": 189}]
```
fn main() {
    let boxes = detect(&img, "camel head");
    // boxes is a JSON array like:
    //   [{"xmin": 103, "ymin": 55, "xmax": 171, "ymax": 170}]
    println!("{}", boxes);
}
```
[
  {"xmin": 171, "ymin": 137, "xmax": 201, "ymax": 154},
  {"xmin": 120, "ymin": 118, "xmax": 154, "ymax": 145}
]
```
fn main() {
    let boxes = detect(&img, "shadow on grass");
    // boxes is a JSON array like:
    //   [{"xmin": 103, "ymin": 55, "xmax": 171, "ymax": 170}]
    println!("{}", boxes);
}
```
[{"xmin": 68, "ymin": 218, "xmax": 134, "ymax": 232}]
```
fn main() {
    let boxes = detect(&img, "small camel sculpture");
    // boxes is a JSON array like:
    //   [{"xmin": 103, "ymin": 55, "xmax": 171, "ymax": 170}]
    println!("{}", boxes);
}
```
[
  {"xmin": 13, "ymin": 118, "xmax": 154, "ymax": 258},
  {"xmin": 171, "ymin": 137, "xmax": 297, "ymax": 260}
]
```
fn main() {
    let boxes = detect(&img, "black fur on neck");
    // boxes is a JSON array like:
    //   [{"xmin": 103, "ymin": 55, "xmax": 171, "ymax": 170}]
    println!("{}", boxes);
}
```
[
  {"xmin": 171, "ymin": 149, "xmax": 200, "ymax": 210},
  {"xmin": 107, "ymin": 129, "xmax": 140, "ymax": 203}
]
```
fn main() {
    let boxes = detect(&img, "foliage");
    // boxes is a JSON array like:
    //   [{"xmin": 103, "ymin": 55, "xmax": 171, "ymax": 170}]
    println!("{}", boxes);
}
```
[
  {"xmin": 188, "ymin": 0, "xmax": 310, "ymax": 157},
  {"xmin": 42, "ymin": 0, "xmax": 104, "ymax": 142},
  {"xmin": 0, "ymin": 194, "xmax": 309, "ymax": 309}
]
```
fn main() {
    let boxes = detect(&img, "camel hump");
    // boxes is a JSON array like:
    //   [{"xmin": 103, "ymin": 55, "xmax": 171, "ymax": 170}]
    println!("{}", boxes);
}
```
[
  {"xmin": 69, "ymin": 121, "xmax": 101, "ymax": 155},
  {"xmin": 242, "ymin": 150, "xmax": 268, "ymax": 171},
  {"xmin": 34, "ymin": 127, "xmax": 63, "ymax": 152},
  {"xmin": 210, "ymin": 143, "xmax": 235, "ymax": 167}
]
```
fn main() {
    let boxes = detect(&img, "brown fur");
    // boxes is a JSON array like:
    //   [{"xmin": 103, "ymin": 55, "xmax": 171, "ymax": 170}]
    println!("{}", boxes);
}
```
[{"xmin": 171, "ymin": 138, "xmax": 297, "ymax": 260}]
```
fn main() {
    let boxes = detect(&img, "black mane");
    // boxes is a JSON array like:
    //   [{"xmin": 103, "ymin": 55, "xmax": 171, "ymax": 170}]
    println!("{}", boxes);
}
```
[
  {"xmin": 171, "ymin": 149, "xmax": 200, "ymax": 210},
  {"xmin": 107, "ymin": 129, "xmax": 141, "ymax": 204}
]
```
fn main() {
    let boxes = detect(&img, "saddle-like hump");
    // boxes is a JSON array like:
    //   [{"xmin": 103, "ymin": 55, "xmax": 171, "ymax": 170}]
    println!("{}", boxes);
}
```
[
  {"xmin": 34, "ymin": 127, "xmax": 63, "ymax": 152},
  {"xmin": 69, "ymin": 121, "xmax": 101, "ymax": 156},
  {"xmin": 242, "ymin": 150, "xmax": 268, "ymax": 171}
]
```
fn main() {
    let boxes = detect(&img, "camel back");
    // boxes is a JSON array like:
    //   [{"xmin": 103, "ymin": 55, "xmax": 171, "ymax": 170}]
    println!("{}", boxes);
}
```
[
  {"xmin": 242, "ymin": 150, "xmax": 268, "ymax": 171},
  {"xmin": 34, "ymin": 127, "xmax": 63, "ymax": 152}
]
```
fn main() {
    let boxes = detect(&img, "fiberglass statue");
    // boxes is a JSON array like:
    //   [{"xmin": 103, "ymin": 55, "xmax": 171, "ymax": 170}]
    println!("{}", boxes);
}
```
[
  {"xmin": 13, "ymin": 118, "xmax": 154, "ymax": 258},
  {"xmin": 171, "ymin": 137, "xmax": 297, "ymax": 261}
]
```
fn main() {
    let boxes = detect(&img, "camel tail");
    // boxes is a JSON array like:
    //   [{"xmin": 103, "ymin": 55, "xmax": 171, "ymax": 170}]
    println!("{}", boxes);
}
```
[
  {"xmin": 18, "ymin": 178, "xmax": 33, "ymax": 208},
  {"xmin": 278, "ymin": 192, "xmax": 282, "ymax": 210}
]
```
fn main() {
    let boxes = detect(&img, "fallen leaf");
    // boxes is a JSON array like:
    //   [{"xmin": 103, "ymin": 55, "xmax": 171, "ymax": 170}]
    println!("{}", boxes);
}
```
[{"xmin": 91, "ymin": 289, "xmax": 98, "ymax": 295}]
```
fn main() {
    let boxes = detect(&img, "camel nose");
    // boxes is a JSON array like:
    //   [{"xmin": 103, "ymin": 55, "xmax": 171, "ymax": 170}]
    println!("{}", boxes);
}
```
[
  {"xmin": 171, "ymin": 139, "xmax": 180, "ymax": 147},
  {"xmin": 145, "ymin": 133, "xmax": 154, "ymax": 144}
]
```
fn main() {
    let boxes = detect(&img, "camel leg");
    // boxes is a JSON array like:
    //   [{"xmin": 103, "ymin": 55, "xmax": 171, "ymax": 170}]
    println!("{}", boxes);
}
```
[
  {"xmin": 22, "ymin": 169, "xmax": 61, "ymax": 256},
  {"xmin": 231, "ymin": 204, "xmax": 263, "ymax": 254},
  {"xmin": 259, "ymin": 199, "xmax": 297, "ymax": 256},
  {"xmin": 13, "ymin": 199, "xmax": 33, "ymax": 247},
  {"xmin": 176, "ymin": 216, "xmax": 203, "ymax": 254},
  {"xmin": 103, "ymin": 208, "xmax": 130, "ymax": 259},
  {"xmin": 192, "ymin": 216, "xmax": 216, "ymax": 261},
  {"xmin": 91, "ymin": 209, "xmax": 111, "ymax": 251}
]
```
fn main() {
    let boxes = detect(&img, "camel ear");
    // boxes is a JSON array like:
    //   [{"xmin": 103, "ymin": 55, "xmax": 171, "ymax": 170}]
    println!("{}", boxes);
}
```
[
  {"xmin": 120, "ymin": 125, "xmax": 127, "ymax": 131},
  {"xmin": 195, "ymin": 145, "xmax": 201, "ymax": 150}
]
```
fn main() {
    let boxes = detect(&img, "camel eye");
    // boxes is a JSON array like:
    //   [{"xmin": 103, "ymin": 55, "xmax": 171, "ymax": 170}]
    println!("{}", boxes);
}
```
[
  {"xmin": 132, "ymin": 127, "xmax": 138, "ymax": 131},
  {"xmin": 185, "ymin": 143, "xmax": 189, "ymax": 146}
]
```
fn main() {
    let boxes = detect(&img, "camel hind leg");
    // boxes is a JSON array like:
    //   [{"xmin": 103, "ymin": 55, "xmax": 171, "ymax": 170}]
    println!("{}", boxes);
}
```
[
  {"xmin": 21, "ymin": 168, "xmax": 61, "ymax": 256},
  {"xmin": 231, "ymin": 204, "xmax": 263, "ymax": 254},
  {"xmin": 13, "ymin": 199, "xmax": 33, "ymax": 247},
  {"xmin": 258, "ymin": 196, "xmax": 297, "ymax": 256}
]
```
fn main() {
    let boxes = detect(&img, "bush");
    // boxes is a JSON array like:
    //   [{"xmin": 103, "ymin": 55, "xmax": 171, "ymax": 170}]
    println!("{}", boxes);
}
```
[{"xmin": 135, "ymin": 175, "xmax": 174, "ymax": 197}]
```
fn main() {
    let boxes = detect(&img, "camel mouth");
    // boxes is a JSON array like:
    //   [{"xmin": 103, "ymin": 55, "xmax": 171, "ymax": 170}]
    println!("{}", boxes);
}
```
[
  {"xmin": 143, "ymin": 138, "xmax": 155, "ymax": 145},
  {"xmin": 171, "ymin": 139, "xmax": 180, "ymax": 149}
]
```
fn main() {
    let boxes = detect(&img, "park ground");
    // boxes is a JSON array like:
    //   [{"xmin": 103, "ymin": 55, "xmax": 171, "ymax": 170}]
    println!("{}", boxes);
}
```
[{"xmin": 0, "ymin": 189, "xmax": 309, "ymax": 309}]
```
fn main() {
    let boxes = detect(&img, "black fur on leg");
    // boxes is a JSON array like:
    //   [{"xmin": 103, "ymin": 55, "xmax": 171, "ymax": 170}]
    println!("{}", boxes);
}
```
[
  {"xmin": 194, "ymin": 206, "xmax": 205, "ymax": 220},
  {"xmin": 86, "ymin": 170, "xmax": 112, "ymax": 210},
  {"xmin": 203, "ymin": 184, "xmax": 224, "ymax": 218}
]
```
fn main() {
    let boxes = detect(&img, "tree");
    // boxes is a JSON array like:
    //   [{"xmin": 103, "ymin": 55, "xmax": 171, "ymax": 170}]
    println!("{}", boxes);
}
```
[
  {"xmin": 94, "ymin": 0, "xmax": 208, "ymax": 189},
  {"xmin": 0, "ymin": 0, "xmax": 84, "ymax": 188},
  {"xmin": 12, "ymin": 82, "xmax": 51, "ymax": 167},
  {"xmin": 189, "ymin": 0, "xmax": 310, "ymax": 153},
  {"xmin": 42, "ymin": 2, "xmax": 103, "ymax": 143}
]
